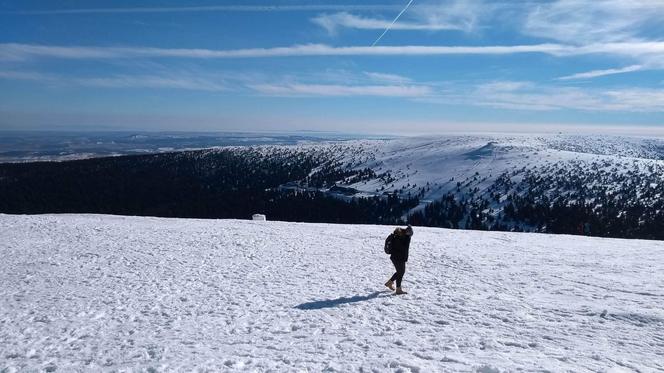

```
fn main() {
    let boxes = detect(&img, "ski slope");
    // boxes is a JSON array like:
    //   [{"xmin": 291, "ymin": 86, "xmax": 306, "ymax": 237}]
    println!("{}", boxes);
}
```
[{"xmin": 1, "ymin": 214, "xmax": 663, "ymax": 372}]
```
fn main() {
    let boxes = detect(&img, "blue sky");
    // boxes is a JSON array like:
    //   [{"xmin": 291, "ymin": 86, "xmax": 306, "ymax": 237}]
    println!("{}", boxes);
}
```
[{"xmin": 1, "ymin": 0, "xmax": 664, "ymax": 134}]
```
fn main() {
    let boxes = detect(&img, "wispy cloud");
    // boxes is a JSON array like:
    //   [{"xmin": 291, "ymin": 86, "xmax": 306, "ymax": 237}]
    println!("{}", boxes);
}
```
[
  {"xmin": 472, "ymin": 82, "xmax": 604, "ymax": 111},
  {"xmin": 363, "ymin": 71, "xmax": 413, "ymax": 84},
  {"xmin": 0, "ymin": 42, "xmax": 602, "ymax": 60},
  {"xmin": 475, "ymin": 81, "xmax": 533, "ymax": 92},
  {"xmin": 517, "ymin": 0, "xmax": 664, "ymax": 79},
  {"xmin": 409, "ymin": 0, "xmax": 486, "ymax": 33},
  {"xmin": 468, "ymin": 81, "xmax": 664, "ymax": 112},
  {"xmin": 0, "ymin": 70, "xmax": 226, "ymax": 91},
  {"xmin": 77, "ymin": 75, "xmax": 226, "ymax": 91},
  {"xmin": 0, "ymin": 67, "xmax": 429, "ymax": 97},
  {"xmin": 249, "ymin": 83, "xmax": 432, "ymax": 97},
  {"xmin": 264, "ymin": 69, "xmax": 416, "ymax": 86},
  {"xmin": 243, "ymin": 74, "xmax": 664, "ymax": 111},
  {"xmin": 0, "ymin": 70, "xmax": 57, "ymax": 81},
  {"xmin": 524, "ymin": 0, "xmax": 664, "ymax": 45},
  {"xmin": 5, "ymin": 42, "xmax": 664, "ymax": 61},
  {"xmin": 4, "ymin": 2, "xmax": 493, "ymax": 16},
  {"xmin": 557, "ymin": 65, "xmax": 644, "ymax": 80},
  {"xmin": 312, "ymin": 0, "xmax": 485, "ymax": 36},
  {"xmin": 2, "ymin": 5, "xmax": 403, "ymax": 15},
  {"xmin": 312, "ymin": 12, "xmax": 463, "ymax": 35}
]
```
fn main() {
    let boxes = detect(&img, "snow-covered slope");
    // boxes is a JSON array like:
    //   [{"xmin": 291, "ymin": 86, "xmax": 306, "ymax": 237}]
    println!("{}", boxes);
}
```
[
  {"xmin": 277, "ymin": 134, "xmax": 664, "ymax": 235},
  {"xmin": 2, "ymin": 214, "xmax": 663, "ymax": 372},
  {"xmin": 330, "ymin": 134, "xmax": 664, "ymax": 201}
]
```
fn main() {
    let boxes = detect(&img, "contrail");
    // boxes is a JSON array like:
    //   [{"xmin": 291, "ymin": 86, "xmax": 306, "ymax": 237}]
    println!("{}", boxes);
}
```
[
  {"xmin": 2, "ymin": 5, "xmax": 402, "ymax": 15},
  {"xmin": 371, "ymin": 0, "xmax": 415, "ymax": 47}
]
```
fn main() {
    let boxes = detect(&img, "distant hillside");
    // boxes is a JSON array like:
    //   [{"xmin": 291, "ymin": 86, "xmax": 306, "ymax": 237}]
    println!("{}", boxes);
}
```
[{"xmin": 1, "ymin": 134, "xmax": 663, "ymax": 240}]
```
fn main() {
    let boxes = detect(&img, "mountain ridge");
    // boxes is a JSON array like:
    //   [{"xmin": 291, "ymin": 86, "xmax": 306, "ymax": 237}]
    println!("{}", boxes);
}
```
[{"xmin": 1, "ymin": 134, "xmax": 663, "ymax": 239}]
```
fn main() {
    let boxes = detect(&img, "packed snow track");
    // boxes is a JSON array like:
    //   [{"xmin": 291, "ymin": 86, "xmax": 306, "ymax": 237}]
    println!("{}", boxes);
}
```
[{"xmin": 1, "ymin": 214, "xmax": 663, "ymax": 372}]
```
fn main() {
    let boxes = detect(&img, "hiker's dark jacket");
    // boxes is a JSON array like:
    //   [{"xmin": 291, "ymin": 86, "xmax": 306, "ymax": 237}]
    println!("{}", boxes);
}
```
[{"xmin": 390, "ymin": 232, "xmax": 411, "ymax": 262}]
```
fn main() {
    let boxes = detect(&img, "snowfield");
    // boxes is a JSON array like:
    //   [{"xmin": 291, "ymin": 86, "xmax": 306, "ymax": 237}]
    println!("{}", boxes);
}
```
[{"xmin": 1, "ymin": 214, "xmax": 663, "ymax": 372}]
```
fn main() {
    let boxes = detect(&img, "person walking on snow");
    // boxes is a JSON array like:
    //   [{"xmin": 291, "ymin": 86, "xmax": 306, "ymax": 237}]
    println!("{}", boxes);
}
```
[{"xmin": 385, "ymin": 225, "xmax": 413, "ymax": 295}]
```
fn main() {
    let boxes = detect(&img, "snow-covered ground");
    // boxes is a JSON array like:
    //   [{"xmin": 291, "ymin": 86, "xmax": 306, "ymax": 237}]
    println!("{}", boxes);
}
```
[{"xmin": 1, "ymin": 214, "xmax": 663, "ymax": 372}]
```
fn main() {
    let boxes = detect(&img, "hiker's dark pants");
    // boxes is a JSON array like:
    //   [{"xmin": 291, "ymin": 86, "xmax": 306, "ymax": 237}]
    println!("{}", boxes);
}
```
[{"xmin": 390, "ymin": 259, "xmax": 406, "ymax": 288}]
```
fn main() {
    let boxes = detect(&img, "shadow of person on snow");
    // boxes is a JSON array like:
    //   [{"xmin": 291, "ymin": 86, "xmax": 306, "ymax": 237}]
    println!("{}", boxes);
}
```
[{"xmin": 295, "ymin": 291, "xmax": 388, "ymax": 310}]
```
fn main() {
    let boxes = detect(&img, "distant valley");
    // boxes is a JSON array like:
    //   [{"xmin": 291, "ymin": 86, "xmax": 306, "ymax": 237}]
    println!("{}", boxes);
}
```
[{"xmin": 0, "ymin": 131, "xmax": 376, "ymax": 163}]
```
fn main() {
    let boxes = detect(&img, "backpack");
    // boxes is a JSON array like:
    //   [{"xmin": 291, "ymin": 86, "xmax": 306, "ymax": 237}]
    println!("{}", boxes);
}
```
[{"xmin": 384, "ymin": 233, "xmax": 395, "ymax": 254}]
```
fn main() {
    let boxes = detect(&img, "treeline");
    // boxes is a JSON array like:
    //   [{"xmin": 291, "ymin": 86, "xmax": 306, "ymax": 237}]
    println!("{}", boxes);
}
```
[
  {"xmin": 2, "ymin": 147, "xmax": 663, "ymax": 240},
  {"xmin": 0, "ymin": 148, "xmax": 311, "ymax": 217},
  {"xmin": 408, "ymin": 192, "xmax": 664, "ymax": 240},
  {"xmin": 408, "ymin": 160, "xmax": 664, "ymax": 240},
  {"xmin": 500, "ymin": 161, "xmax": 664, "ymax": 240},
  {"xmin": 0, "ymin": 148, "xmax": 414, "ymax": 225},
  {"xmin": 409, "ymin": 194, "xmax": 493, "ymax": 230},
  {"xmin": 266, "ymin": 191, "xmax": 417, "ymax": 225}
]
